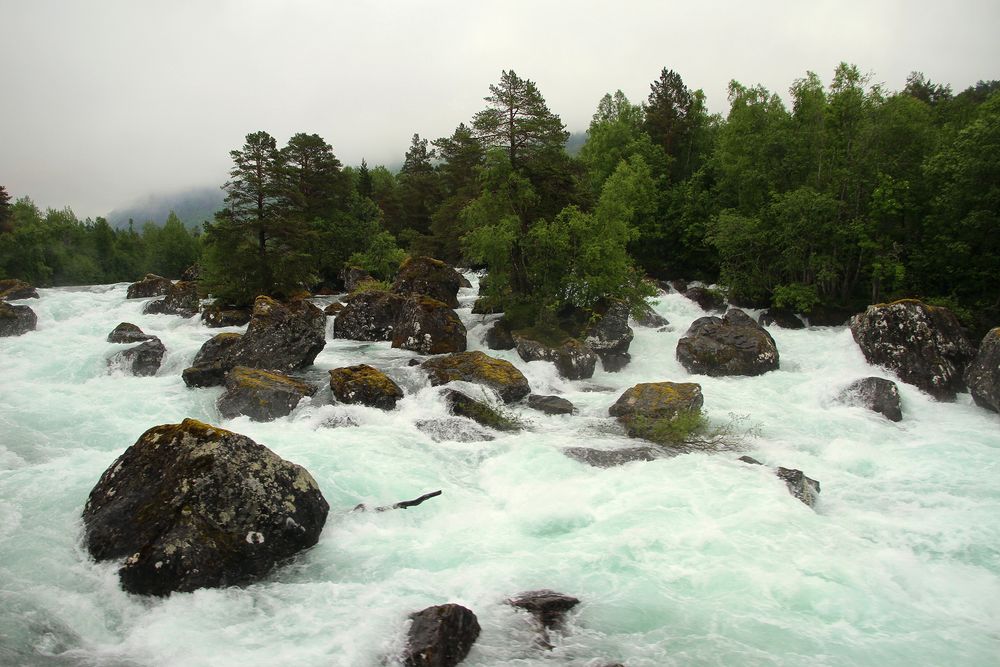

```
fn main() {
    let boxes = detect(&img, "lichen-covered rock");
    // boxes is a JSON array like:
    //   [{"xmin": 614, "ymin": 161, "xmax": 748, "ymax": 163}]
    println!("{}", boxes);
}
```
[
  {"xmin": 340, "ymin": 265, "xmax": 374, "ymax": 292},
  {"xmin": 445, "ymin": 389, "xmax": 520, "ymax": 431},
  {"xmin": 527, "ymin": 394, "xmax": 576, "ymax": 415},
  {"xmin": 633, "ymin": 302, "xmax": 669, "ymax": 328},
  {"xmin": 329, "ymin": 364, "xmax": 403, "ymax": 410},
  {"xmin": 850, "ymin": 299, "xmax": 975, "ymax": 400},
  {"xmin": 182, "ymin": 332, "xmax": 244, "ymax": 387},
  {"xmin": 683, "ymin": 286, "xmax": 726, "ymax": 313},
  {"xmin": 108, "ymin": 337, "xmax": 166, "ymax": 376},
  {"xmin": 81, "ymin": 419, "xmax": 329, "ymax": 595},
  {"xmin": 392, "ymin": 256, "xmax": 463, "ymax": 308},
  {"xmin": 514, "ymin": 334, "xmax": 598, "ymax": 380},
  {"xmin": 507, "ymin": 590, "xmax": 580, "ymax": 629},
  {"xmin": 201, "ymin": 303, "xmax": 252, "ymax": 328},
  {"xmin": 143, "ymin": 280, "xmax": 199, "ymax": 318},
  {"xmin": 676, "ymin": 308, "xmax": 779, "ymax": 377},
  {"xmin": 217, "ymin": 367, "xmax": 317, "ymax": 421},
  {"xmin": 0, "ymin": 302, "xmax": 37, "ymax": 337},
  {"xmin": 107, "ymin": 322, "xmax": 153, "ymax": 344},
  {"xmin": 609, "ymin": 382, "xmax": 704, "ymax": 438},
  {"xmin": 838, "ymin": 377, "xmax": 903, "ymax": 422},
  {"xmin": 965, "ymin": 327, "xmax": 1000, "ymax": 412},
  {"xmin": 126, "ymin": 274, "xmax": 172, "ymax": 299},
  {"xmin": 422, "ymin": 351, "xmax": 530, "ymax": 403},
  {"xmin": 333, "ymin": 290, "xmax": 406, "ymax": 341},
  {"xmin": 392, "ymin": 296, "xmax": 467, "ymax": 355},
  {"xmin": 0, "ymin": 278, "xmax": 39, "ymax": 300},
  {"xmin": 759, "ymin": 308, "xmax": 804, "ymax": 329},
  {"xmin": 564, "ymin": 446, "xmax": 662, "ymax": 467},
  {"xmin": 401, "ymin": 603, "xmax": 481, "ymax": 667},
  {"xmin": 584, "ymin": 301, "xmax": 634, "ymax": 372},
  {"xmin": 484, "ymin": 320, "xmax": 515, "ymax": 350}
]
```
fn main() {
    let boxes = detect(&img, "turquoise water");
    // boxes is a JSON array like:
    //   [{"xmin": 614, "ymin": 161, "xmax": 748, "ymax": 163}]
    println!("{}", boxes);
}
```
[{"xmin": 1, "ymin": 279, "xmax": 998, "ymax": 666}]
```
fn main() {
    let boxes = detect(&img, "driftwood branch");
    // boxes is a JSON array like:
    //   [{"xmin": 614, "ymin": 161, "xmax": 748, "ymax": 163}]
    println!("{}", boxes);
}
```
[{"xmin": 353, "ymin": 490, "xmax": 442, "ymax": 513}]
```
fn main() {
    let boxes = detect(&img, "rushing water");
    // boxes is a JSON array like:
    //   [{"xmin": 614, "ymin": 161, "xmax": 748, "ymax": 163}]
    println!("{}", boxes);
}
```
[{"xmin": 0, "ymin": 278, "xmax": 998, "ymax": 667}]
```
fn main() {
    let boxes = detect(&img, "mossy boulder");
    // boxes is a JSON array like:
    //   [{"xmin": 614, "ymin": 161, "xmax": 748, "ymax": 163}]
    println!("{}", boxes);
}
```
[
  {"xmin": 609, "ymin": 381, "xmax": 704, "ymax": 439},
  {"xmin": 514, "ymin": 334, "xmax": 598, "ymax": 380},
  {"xmin": 107, "ymin": 322, "xmax": 153, "ymax": 344},
  {"xmin": 965, "ymin": 327, "xmax": 1000, "ymax": 412},
  {"xmin": 0, "ymin": 278, "xmax": 39, "ymax": 300},
  {"xmin": 183, "ymin": 332, "xmax": 244, "ymax": 387},
  {"xmin": 391, "ymin": 296, "xmax": 468, "ymax": 355},
  {"xmin": 143, "ymin": 280, "xmax": 199, "ymax": 318},
  {"xmin": 329, "ymin": 364, "xmax": 404, "ymax": 410},
  {"xmin": 333, "ymin": 290, "xmax": 406, "ymax": 341},
  {"xmin": 391, "ymin": 256, "xmax": 463, "ymax": 308},
  {"xmin": 422, "ymin": 350, "xmax": 530, "ymax": 403},
  {"xmin": 759, "ymin": 308, "xmax": 805, "ymax": 329},
  {"xmin": 126, "ymin": 274, "xmax": 172, "ymax": 299},
  {"xmin": 850, "ymin": 299, "xmax": 975, "ymax": 400},
  {"xmin": 81, "ymin": 419, "xmax": 329, "ymax": 596},
  {"xmin": 401, "ymin": 603, "xmax": 481, "ymax": 667},
  {"xmin": 683, "ymin": 286, "xmax": 726, "ymax": 313},
  {"xmin": 445, "ymin": 389, "xmax": 520, "ymax": 431},
  {"xmin": 108, "ymin": 337, "xmax": 166, "ymax": 377},
  {"xmin": 838, "ymin": 377, "xmax": 903, "ymax": 422},
  {"xmin": 201, "ymin": 303, "xmax": 252, "ymax": 328},
  {"xmin": 676, "ymin": 308, "xmax": 779, "ymax": 377},
  {"xmin": 0, "ymin": 302, "xmax": 37, "ymax": 337},
  {"xmin": 217, "ymin": 367, "xmax": 317, "ymax": 421}
]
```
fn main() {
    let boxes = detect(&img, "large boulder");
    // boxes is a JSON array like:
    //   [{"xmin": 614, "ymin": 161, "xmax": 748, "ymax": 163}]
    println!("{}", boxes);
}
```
[
  {"xmin": 201, "ymin": 303, "xmax": 252, "ymax": 328},
  {"xmin": 633, "ymin": 302, "xmax": 669, "ymax": 328},
  {"xmin": 683, "ymin": 286, "xmax": 726, "ymax": 313},
  {"xmin": 182, "ymin": 332, "xmax": 244, "ymax": 387},
  {"xmin": 217, "ymin": 367, "xmax": 317, "ymax": 421},
  {"xmin": 422, "ymin": 351, "xmax": 530, "ymax": 403},
  {"xmin": 609, "ymin": 382, "xmax": 704, "ymax": 438},
  {"xmin": 445, "ymin": 389, "xmax": 520, "ymax": 431},
  {"xmin": 183, "ymin": 297, "xmax": 326, "ymax": 387},
  {"xmin": 0, "ymin": 278, "xmax": 39, "ymax": 300},
  {"xmin": 965, "ymin": 327, "xmax": 1000, "ymax": 412},
  {"xmin": 108, "ymin": 337, "xmax": 166, "ymax": 377},
  {"xmin": 759, "ymin": 308, "xmax": 805, "ymax": 329},
  {"xmin": 584, "ymin": 301, "xmax": 634, "ymax": 372},
  {"xmin": 838, "ymin": 377, "xmax": 903, "ymax": 422},
  {"xmin": 401, "ymin": 603, "xmax": 481, "ymax": 667},
  {"xmin": 329, "ymin": 364, "xmax": 404, "ymax": 410},
  {"xmin": 82, "ymin": 419, "xmax": 329, "ymax": 596},
  {"xmin": 849, "ymin": 299, "xmax": 975, "ymax": 400},
  {"xmin": 484, "ymin": 320, "xmax": 515, "ymax": 350},
  {"xmin": 514, "ymin": 334, "xmax": 598, "ymax": 381},
  {"xmin": 392, "ymin": 256, "xmax": 463, "ymax": 308},
  {"xmin": 0, "ymin": 302, "xmax": 37, "ymax": 337},
  {"xmin": 107, "ymin": 322, "xmax": 153, "ymax": 344},
  {"xmin": 333, "ymin": 290, "xmax": 406, "ymax": 342},
  {"xmin": 391, "ymin": 296, "xmax": 467, "ymax": 355},
  {"xmin": 676, "ymin": 308, "xmax": 779, "ymax": 377},
  {"xmin": 126, "ymin": 274, "xmax": 172, "ymax": 299},
  {"xmin": 143, "ymin": 281, "xmax": 199, "ymax": 318}
]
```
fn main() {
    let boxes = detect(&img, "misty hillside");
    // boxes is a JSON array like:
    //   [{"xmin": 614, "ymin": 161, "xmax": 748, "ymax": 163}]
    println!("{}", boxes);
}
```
[
  {"xmin": 106, "ymin": 186, "xmax": 223, "ymax": 229},
  {"xmin": 565, "ymin": 130, "xmax": 587, "ymax": 156}
]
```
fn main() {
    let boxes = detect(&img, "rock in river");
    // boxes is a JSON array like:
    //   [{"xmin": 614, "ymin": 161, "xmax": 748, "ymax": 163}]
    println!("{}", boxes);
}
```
[
  {"xmin": 126, "ymin": 273, "xmax": 172, "ymax": 299},
  {"xmin": 401, "ymin": 603, "xmax": 481, "ymax": 667},
  {"xmin": 391, "ymin": 296, "xmax": 467, "ymax": 355},
  {"xmin": 838, "ymin": 377, "xmax": 903, "ymax": 422},
  {"xmin": 422, "ymin": 351, "xmax": 530, "ymax": 403},
  {"xmin": 217, "ymin": 366, "xmax": 317, "ymax": 421},
  {"xmin": 0, "ymin": 301, "xmax": 37, "ymax": 337},
  {"xmin": 676, "ymin": 308, "xmax": 779, "ymax": 377},
  {"xmin": 329, "ymin": 364, "xmax": 404, "ymax": 410},
  {"xmin": 965, "ymin": 327, "xmax": 1000, "ymax": 413}
]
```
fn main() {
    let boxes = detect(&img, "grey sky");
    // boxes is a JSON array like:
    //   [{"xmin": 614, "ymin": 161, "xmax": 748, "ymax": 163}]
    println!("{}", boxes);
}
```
[{"xmin": 2, "ymin": 0, "xmax": 998, "ymax": 218}]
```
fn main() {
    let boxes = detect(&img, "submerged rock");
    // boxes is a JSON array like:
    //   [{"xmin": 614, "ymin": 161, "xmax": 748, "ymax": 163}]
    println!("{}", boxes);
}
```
[
  {"xmin": 126, "ymin": 274, "xmax": 172, "ymax": 299},
  {"xmin": 838, "ymin": 377, "xmax": 903, "ymax": 422},
  {"xmin": 201, "ymin": 303, "xmax": 252, "ymax": 328},
  {"xmin": 82, "ymin": 419, "xmax": 329, "ymax": 596},
  {"xmin": 584, "ymin": 301, "xmax": 634, "ymax": 372},
  {"xmin": 758, "ymin": 308, "xmax": 805, "ymax": 329},
  {"xmin": 391, "ymin": 296, "xmax": 467, "ymax": 355},
  {"xmin": 328, "ymin": 364, "xmax": 403, "ymax": 410},
  {"xmin": 392, "ymin": 256, "xmax": 463, "ymax": 308},
  {"xmin": 507, "ymin": 590, "xmax": 580, "ymax": 629},
  {"xmin": 563, "ymin": 446, "xmax": 663, "ymax": 467},
  {"xmin": 514, "ymin": 334, "xmax": 598, "ymax": 380},
  {"xmin": 108, "ymin": 337, "xmax": 166, "ymax": 377},
  {"xmin": 739, "ymin": 456, "xmax": 821, "ymax": 508},
  {"xmin": 401, "ymin": 603, "xmax": 481, "ymax": 667},
  {"xmin": 850, "ymin": 299, "xmax": 974, "ymax": 400},
  {"xmin": 0, "ymin": 278, "xmax": 39, "ymax": 300},
  {"xmin": 965, "ymin": 327, "xmax": 1000, "ymax": 412},
  {"xmin": 415, "ymin": 418, "xmax": 495, "ymax": 443},
  {"xmin": 333, "ymin": 290, "xmax": 406, "ymax": 341},
  {"xmin": 422, "ymin": 351, "xmax": 530, "ymax": 403},
  {"xmin": 676, "ymin": 308, "xmax": 779, "ymax": 377},
  {"xmin": 0, "ymin": 302, "xmax": 37, "ymax": 337},
  {"xmin": 526, "ymin": 394, "xmax": 576, "ymax": 415},
  {"xmin": 217, "ymin": 367, "xmax": 316, "ymax": 421},
  {"xmin": 445, "ymin": 389, "xmax": 520, "ymax": 431},
  {"xmin": 107, "ymin": 322, "xmax": 153, "ymax": 344}
]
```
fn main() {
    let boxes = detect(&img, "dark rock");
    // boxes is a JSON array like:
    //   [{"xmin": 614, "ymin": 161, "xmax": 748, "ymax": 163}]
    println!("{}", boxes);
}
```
[
  {"xmin": 0, "ymin": 278, "xmax": 39, "ymax": 300},
  {"xmin": 422, "ymin": 351, "xmax": 530, "ymax": 403},
  {"xmin": 759, "ymin": 308, "xmax": 805, "ymax": 329},
  {"xmin": 392, "ymin": 256, "xmax": 463, "ymax": 308},
  {"xmin": 402, "ymin": 603, "xmax": 480, "ymax": 667},
  {"xmin": 323, "ymin": 302, "xmax": 344, "ymax": 317},
  {"xmin": 392, "ymin": 296, "xmax": 468, "ymax": 355},
  {"xmin": 180, "ymin": 264, "xmax": 200, "ymax": 282},
  {"xmin": 507, "ymin": 590, "xmax": 580, "ymax": 629},
  {"xmin": 808, "ymin": 305, "xmax": 854, "ymax": 327},
  {"xmin": 683, "ymin": 286, "xmax": 726, "ymax": 312},
  {"xmin": 415, "ymin": 418, "xmax": 495, "ymax": 443},
  {"xmin": 676, "ymin": 308, "xmax": 779, "ymax": 377},
  {"xmin": 471, "ymin": 295, "xmax": 502, "ymax": 315},
  {"xmin": 776, "ymin": 467, "xmax": 821, "ymax": 508},
  {"xmin": 457, "ymin": 274, "xmax": 472, "ymax": 289},
  {"xmin": 445, "ymin": 389, "xmax": 519, "ymax": 431},
  {"xmin": 966, "ymin": 327, "xmax": 1000, "ymax": 412},
  {"xmin": 182, "ymin": 332, "xmax": 244, "ymax": 387},
  {"xmin": 329, "ymin": 364, "xmax": 403, "ymax": 410},
  {"xmin": 564, "ymin": 446, "xmax": 664, "ymax": 467},
  {"xmin": 526, "ymin": 394, "xmax": 576, "ymax": 415},
  {"xmin": 850, "ymin": 299, "xmax": 975, "ymax": 400},
  {"xmin": 633, "ymin": 302, "xmax": 669, "ymax": 328},
  {"xmin": 126, "ymin": 274, "xmax": 172, "ymax": 299},
  {"xmin": 669, "ymin": 279, "xmax": 688, "ymax": 293},
  {"xmin": 484, "ymin": 320, "xmax": 515, "ymax": 350},
  {"xmin": 839, "ymin": 377, "xmax": 903, "ymax": 422},
  {"xmin": 0, "ymin": 302, "xmax": 37, "ymax": 337},
  {"xmin": 201, "ymin": 303, "xmax": 252, "ymax": 328},
  {"xmin": 107, "ymin": 322, "xmax": 153, "ymax": 344},
  {"xmin": 738, "ymin": 455, "xmax": 763, "ymax": 465},
  {"xmin": 609, "ymin": 381, "xmax": 704, "ymax": 438},
  {"xmin": 333, "ymin": 290, "xmax": 406, "ymax": 342},
  {"xmin": 108, "ymin": 337, "xmax": 166, "ymax": 376},
  {"xmin": 143, "ymin": 281, "xmax": 199, "ymax": 318},
  {"xmin": 408, "ymin": 358, "xmax": 422, "ymax": 367},
  {"xmin": 82, "ymin": 419, "xmax": 329, "ymax": 596},
  {"xmin": 340, "ymin": 266, "xmax": 374, "ymax": 292},
  {"xmin": 514, "ymin": 334, "xmax": 598, "ymax": 380},
  {"xmin": 584, "ymin": 301, "xmax": 634, "ymax": 372},
  {"xmin": 217, "ymin": 367, "xmax": 317, "ymax": 421}
]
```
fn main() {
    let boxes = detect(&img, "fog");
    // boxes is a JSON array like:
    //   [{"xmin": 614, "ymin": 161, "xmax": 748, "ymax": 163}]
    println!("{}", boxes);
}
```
[{"xmin": 1, "ymin": 0, "xmax": 998, "ymax": 218}]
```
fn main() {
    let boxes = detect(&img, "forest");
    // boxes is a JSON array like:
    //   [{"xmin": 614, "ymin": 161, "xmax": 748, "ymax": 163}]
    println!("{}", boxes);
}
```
[{"xmin": 1, "ymin": 64, "xmax": 997, "ymax": 335}]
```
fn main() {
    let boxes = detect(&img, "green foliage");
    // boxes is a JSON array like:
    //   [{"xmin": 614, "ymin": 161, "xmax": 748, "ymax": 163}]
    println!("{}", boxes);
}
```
[
  {"xmin": 348, "ymin": 278, "xmax": 391, "ymax": 296},
  {"xmin": 772, "ymin": 283, "xmax": 820, "ymax": 313},
  {"xmin": 347, "ymin": 230, "xmax": 406, "ymax": 281}
]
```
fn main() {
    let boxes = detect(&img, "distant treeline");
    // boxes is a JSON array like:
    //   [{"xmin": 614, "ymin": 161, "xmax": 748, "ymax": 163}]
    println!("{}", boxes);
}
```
[{"xmin": 2, "ymin": 64, "xmax": 997, "ymax": 335}]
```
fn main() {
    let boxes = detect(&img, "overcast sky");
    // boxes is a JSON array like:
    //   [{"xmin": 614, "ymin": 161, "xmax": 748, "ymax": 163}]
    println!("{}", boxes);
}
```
[{"xmin": 2, "ymin": 0, "xmax": 998, "ymax": 218}]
